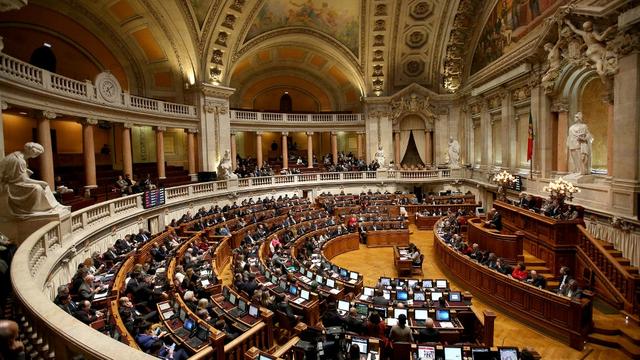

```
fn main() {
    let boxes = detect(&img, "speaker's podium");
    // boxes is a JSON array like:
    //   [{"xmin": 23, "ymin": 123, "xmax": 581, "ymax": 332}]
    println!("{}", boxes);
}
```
[{"xmin": 197, "ymin": 172, "xmax": 217, "ymax": 182}]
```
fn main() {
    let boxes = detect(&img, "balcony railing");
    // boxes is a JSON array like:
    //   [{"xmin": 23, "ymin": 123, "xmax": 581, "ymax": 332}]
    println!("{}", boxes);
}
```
[
  {"xmin": 230, "ymin": 110, "xmax": 363, "ymax": 123},
  {"xmin": 0, "ymin": 52, "xmax": 198, "ymax": 118}
]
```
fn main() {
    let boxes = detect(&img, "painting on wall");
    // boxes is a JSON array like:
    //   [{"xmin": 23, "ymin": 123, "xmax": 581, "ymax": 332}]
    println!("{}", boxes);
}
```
[
  {"xmin": 471, "ymin": 0, "xmax": 561, "ymax": 74},
  {"xmin": 245, "ymin": 0, "xmax": 360, "ymax": 55},
  {"xmin": 189, "ymin": 0, "xmax": 213, "ymax": 28}
]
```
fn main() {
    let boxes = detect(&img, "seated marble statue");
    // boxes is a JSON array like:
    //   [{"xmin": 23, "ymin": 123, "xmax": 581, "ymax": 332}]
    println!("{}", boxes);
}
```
[
  {"xmin": 0, "ymin": 142, "xmax": 62, "ymax": 217},
  {"xmin": 217, "ymin": 150, "xmax": 238, "ymax": 180}
]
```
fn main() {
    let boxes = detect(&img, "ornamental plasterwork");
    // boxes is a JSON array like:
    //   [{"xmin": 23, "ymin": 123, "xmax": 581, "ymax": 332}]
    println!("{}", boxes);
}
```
[
  {"xmin": 486, "ymin": 93, "xmax": 501, "ymax": 111},
  {"xmin": 389, "ymin": 93, "xmax": 437, "ymax": 124},
  {"xmin": 203, "ymin": 101, "xmax": 228, "ymax": 115},
  {"xmin": 370, "ymin": 0, "xmax": 389, "ymax": 95},
  {"xmin": 511, "ymin": 85, "xmax": 531, "ymax": 103},
  {"xmin": 441, "ymin": 0, "xmax": 481, "ymax": 93}
]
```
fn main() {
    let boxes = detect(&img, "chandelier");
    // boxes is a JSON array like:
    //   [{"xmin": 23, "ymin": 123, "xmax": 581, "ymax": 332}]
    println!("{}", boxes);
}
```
[
  {"xmin": 543, "ymin": 177, "xmax": 580, "ymax": 203},
  {"xmin": 492, "ymin": 170, "xmax": 515, "ymax": 201}
]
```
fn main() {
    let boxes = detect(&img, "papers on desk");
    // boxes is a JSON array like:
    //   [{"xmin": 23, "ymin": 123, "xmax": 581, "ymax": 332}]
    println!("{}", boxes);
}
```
[
  {"xmin": 94, "ymin": 289, "xmax": 109, "ymax": 300},
  {"xmin": 329, "ymin": 288, "xmax": 340, "ymax": 294},
  {"xmin": 331, "ymin": 273, "xmax": 339, "ymax": 278},
  {"xmin": 158, "ymin": 302, "xmax": 171, "ymax": 311},
  {"xmin": 299, "ymin": 276, "xmax": 311, "ymax": 284},
  {"xmin": 399, "ymin": 250, "xmax": 409, "ymax": 255},
  {"xmin": 359, "ymin": 295, "xmax": 370, "ymax": 301},
  {"xmin": 439, "ymin": 321, "xmax": 454, "ymax": 328},
  {"xmin": 400, "ymin": 257, "xmax": 410, "ymax": 261},
  {"xmin": 263, "ymin": 282, "xmax": 273, "ymax": 287},
  {"xmin": 348, "ymin": 279, "xmax": 357, "ymax": 284},
  {"xmin": 201, "ymin": 279, "xmax": 210, "ymax": 287},
  {"xmin": 161, "ymin": 310, "xmax": 174, "ymax": 320},
  {"xmin": 293, "ymin": 298, "xmax": 305, "ymax": 305},
  {"xmin": 102, "ymin": 273, "xmax": 115, "ymax": 281}
]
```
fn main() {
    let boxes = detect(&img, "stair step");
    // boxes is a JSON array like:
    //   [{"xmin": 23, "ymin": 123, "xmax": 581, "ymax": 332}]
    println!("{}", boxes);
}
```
[
  {"xmin": 525, "ymin": 266, "xmax": 551, "ymax": 272},
  {"xmin": 616, "ymin": 258, "xmax": 632, "ymax": 266},
  {"xmin": 624, "ymin": 266, "xmax": 639, "ymax": 275},
  {"xmin": 608, "ymin": 250, "xmax": 624, "ymax": 258},
  {"xmin": 594, "ymin": 319, "xmax": 640, "ymax": 344},
  {"xmin": 597, "ymin": 240, "xmax": 615, "ymax": 250},
  {"xmin": 588, "ymin": 333, "xmax": 640, "ymax": 359}
]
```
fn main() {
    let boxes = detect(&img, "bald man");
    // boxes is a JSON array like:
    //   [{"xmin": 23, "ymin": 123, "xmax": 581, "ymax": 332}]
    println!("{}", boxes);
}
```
[
  {"xmin": 418, "ymin": 318, "xmax": 440, "ymax": 343},
  {"xmin": 0, "ymin": 320, "xmax": 25, "ymax": 360}
]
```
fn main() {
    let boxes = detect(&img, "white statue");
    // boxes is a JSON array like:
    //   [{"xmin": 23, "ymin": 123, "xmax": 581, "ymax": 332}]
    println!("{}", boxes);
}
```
[
  {"xmin": 567, "ymin": 112, "xmax": 593, "ymax": 175},
  {"xmin": 0, "ymin": 142, "xmax": 62, "ymax": 217},
  {"xmin": 448, "ymin": 137, "xmax": 461, "ymax": 169},
  {"xmin": 374, "ymin": 145, "xmax": 386, "ymax": 168},
  {"xmin": 542, "ymin": 40, "xmax": 562, "ymax": 93},
  {"xmin": 564, "ymin": 19, "xmax": 617, "ymax": 79},
  {"xmin": 217, "ymin": 150, "xmax": 238, "ymax": 180}
]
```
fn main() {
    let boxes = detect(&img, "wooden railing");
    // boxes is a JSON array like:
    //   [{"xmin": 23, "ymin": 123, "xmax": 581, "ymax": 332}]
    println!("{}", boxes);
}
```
[
  {"xmin": 434, "ymin": 219, "xmax": 593, "ymax": 350},
  {"xmin": 577, "ymin": 225, "xmax": 640, "ymax": 314}
]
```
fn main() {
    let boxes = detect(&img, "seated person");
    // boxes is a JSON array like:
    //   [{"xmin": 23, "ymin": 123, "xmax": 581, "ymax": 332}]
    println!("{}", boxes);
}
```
[
  {"xmin": 344, "ymin": 307, "xmax": 365, "ymax": 334},
  {"xmin": 73, "ymin": 300, "xmax": 102, "ymax": 325},
  {"xmin": 484, "ymin": 208, "xmax": 502, "ymax": 231},
  {"xmin": 562, "ymin": 279, "xmax": 582, "ymax": 299},
  {"xmin": 417, "ymin": 318, "xmax": 440, "ymax": 343},
  {"xmin": 321, "ymin": 302, "xmax": 344, "ymax": 328},
  {"xmin": 115, "ymin": 175, "xmax": 132, "ymax": 195},
  {"xmin": 527, "ymin": 270, "xmax": 547, "ymax": 289},
  {"xmin": 54, "ymin": 175, "xmax": 74, "ymax": 194},
  {"xmin": 511, "ymin": 262, "xmax": 528, "ymax": 281}
]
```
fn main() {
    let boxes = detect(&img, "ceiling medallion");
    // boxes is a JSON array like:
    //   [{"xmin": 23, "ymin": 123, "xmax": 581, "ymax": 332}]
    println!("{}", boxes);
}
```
[
  {"xmin": 410, "ymin": 1, "xmax": 432, "ymax": 20},
  {"xmin": 406, "ymin": 30, "xmax": 428, "ymax": 48},
  {"xmin": 404, "ymin": 60, "xmax": 425, "ymax": 77}
]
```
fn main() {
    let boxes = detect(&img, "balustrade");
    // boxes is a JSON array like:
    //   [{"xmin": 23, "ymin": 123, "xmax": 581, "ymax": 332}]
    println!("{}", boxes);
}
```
[{"xmin": 230, "ymin": 110, "xmax": 363, "ymax": 124}]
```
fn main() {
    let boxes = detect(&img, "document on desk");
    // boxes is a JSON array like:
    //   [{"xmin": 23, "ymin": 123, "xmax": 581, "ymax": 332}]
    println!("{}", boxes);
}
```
[
  {"xmin": 293, "ymin": 298, "xmax": 305, "ymax": 304},
  {"xmin": 94, "ymin": 290, "xmax": 109, "ymax": 300},
  {"xmin": 348, "ymin": 279, "xmax": 357, "ymax": 284},
  {"xmin": 329, "ymin": 288, "xmax": 340, "ymax": 294},
  {"xmin": 439, "ymin": 321, "xmax": 454, "ymax": 328},
  {"xmin": 263, "ymin": 282, "xmax": 273, "ymax": 287}
]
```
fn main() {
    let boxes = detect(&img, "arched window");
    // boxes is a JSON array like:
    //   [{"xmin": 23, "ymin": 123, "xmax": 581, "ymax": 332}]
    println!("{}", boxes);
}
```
[
  {"xmin": 280, "ymin": 92, "xmax": 292, "ymax": 112},
  {"xmin": 30, "ymin": 45, "xmax": 57, "ymax": 72}
]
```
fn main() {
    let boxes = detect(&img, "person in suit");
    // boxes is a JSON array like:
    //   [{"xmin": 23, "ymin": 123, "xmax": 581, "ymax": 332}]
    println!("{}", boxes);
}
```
[
  {"xmin": 417, "ymin": 318, "xmax": 440, "ymax": 343},
  {"xmin": 527, "ymin": 270, "xmax": 547, "ymax": 289},
  {"xmin": 73, "ymin": 300, "xmax": 101, "ymax": 324},
  {"xmin": 556, "ymin": 266, "xmax": 572, "ymax": 294},
  {"xmin": 344, "ymin": 308, "xmax": 365, "ymax": 334},
  {"xmin": 321, "ymin": 302, "xmax": 344, "ymax": 328},
  {"xmin": 484, "ymin": 208, "xmax": 502, "ymax": 231},
  {"xmin": 242, "ymin": 273, "xmax": 259, "ymax": 298},
  {"xmin": 388, "ymin": 314, "xmax": 413, "ymax": 343},
  {"xmin": 275, "ymin": 294, "xmax": 299, "ymax": 324},
  {"xmin": 78, "ymin": 274, "xmax": 104, "ymax": 302},
  {"xmin": 135, "ymin": 228, "xmax": 151, "ymax": 243},
  {"xmin": 103, "ymin": 246, "xmax": 121, "ymax": 263},
  {"xmin": 563, "ymin": 279, "xmax": 582, "ymax": 299}
]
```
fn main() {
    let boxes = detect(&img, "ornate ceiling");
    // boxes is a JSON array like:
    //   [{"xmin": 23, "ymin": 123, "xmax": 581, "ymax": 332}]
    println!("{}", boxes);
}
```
[{"xmin": 1, "ymin": 0, "xmax": 513, "ymax": 106}]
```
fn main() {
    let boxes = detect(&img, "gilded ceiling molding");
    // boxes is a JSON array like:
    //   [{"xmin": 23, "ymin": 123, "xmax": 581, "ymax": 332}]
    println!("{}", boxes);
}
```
[
  {"xmin": 441, "ymin": 0, "xmax": 482, "ymax": 93},
  {"xmin": 140, "ymin": 0, "xmax": 186, "ymax": 80}
]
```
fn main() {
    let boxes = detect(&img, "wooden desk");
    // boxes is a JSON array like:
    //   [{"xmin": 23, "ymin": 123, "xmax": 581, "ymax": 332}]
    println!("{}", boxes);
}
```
[
  {"xmin": 434, "ymin": 220, "xmax": 592, "ymax": 350},
  {"xmin": 494, "ymin": 200, "xmax": 583, "ymax": 273},
  {"xmin": 322, "ymin": 233, "xmax": 360, "ymax": 260},
  {"xmin": 467, "ymin": 218, "xmax": 524, "ymax": 264},
  {"xmin": 367, "ymin": 229, "xmax": 410, "ymax": 247},
  {"xmin": 394, "ymin": 246, "xmax": 413, "ymax": 276},
  {"xmin": 415, "ymin": 215, "xmax": 441, "ymax": 230}
]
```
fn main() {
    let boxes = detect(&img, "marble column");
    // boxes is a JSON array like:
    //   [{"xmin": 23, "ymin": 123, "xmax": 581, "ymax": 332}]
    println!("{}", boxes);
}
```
[
  {"xmin": 281, "ymin": 132, "xmax": 288, "ymax": 169},
  {"xmin": 394, "ymin": 131, "xmax": 401, "ymax": 166},
  {"xmin": 500, "ymin": 90, "xmax": 514, "ymax": 169},
  {"xmin": 306, "ymin": 132, "xmax": 314, "ymax": 168},
  {"xmin": 425, "ymin": 130, "xmax": 433, "ymax": 165},
  {"xmin": 82, "ymin": 118, "xmax": 98, "ymax": 192},
  {"xmin": 256, "ymin": 131, "xmax": 263, "ymax": 168},
  {"xmin": 330, "ymin": 131, "xmax": 338, "ymax": 165},
  {"xmin": 122, "ymin": 123, "xmax": 133, "ymax": 177},
  {"xmin": 156, "ymin": 126, "xmax": 166, "ymax": 179},
  {"xmin": 551, "ymin": 99, "xmax": 569, "ymax": 173},
  {"xmin": 531, "ymin": 83, "xmax": 553, "ymax": 178},
  {"xmin": 37, "ymin": 111, "xmax": 56, "ymax": 189},
  {"xmin": 230, "ymin": 132, "xmax": 237, "ymax": 171},
  {"xmin": 356, "ymin": 132, "xmax": 364, "ymax": 160},
  {"xmin": 606, "ymin": 99, "xmax": 614, "ymax": 176},
  {"xmin": 0, "ymin": 100, "xmax": 6, "ymax": 159},
  {"xmin": 480, "ymin": 100, "xmax": 492, "ymax": 169},
  {"xmin": 187, "ymin": 129, "xmax": 197, "ymax": 178}
]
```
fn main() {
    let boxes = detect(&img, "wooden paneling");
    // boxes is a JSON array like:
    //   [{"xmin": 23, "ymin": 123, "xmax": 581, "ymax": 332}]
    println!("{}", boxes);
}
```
[{"xmin": 467, "ymin": 218, "xmax": 524, "ymax": 263}]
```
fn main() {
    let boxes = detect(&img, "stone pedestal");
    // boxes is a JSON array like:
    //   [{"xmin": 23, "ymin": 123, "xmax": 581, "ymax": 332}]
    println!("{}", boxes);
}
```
[{"xmin": 0, "ymin": 207, "xmax": 71, "ymax": 246}]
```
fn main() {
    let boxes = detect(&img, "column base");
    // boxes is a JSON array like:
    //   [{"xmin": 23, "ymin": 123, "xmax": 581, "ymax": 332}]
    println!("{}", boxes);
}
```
[
  {"xmin": 189, "ymin": 174, "xmax": 198, "ymax": 182},
  {"xmin": 158, "ymin": 177, "xmax": 167, "ymax": 180},
  {"xmin": 83, "ymin": 185, "xmax": 98, "ymax": 198}
]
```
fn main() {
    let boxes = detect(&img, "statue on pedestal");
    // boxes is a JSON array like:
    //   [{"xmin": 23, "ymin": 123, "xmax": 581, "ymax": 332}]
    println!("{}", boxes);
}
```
[
  {"xmin": 374, "ymin": 145, "xmax": 386, "ymax": 169},
  {"xmin": 567, "ymin": 112, "xmax": 593, "ymax": 175},
  {"xmin": 0, "ymin": 142, "xmax": 62, "ymax": 217},
  {"xmin": 217, "ymin": 150, "xmax": 238, "ymax": 180},
  {"xmin": 448, "ymin": 137, "xmax": 461, "ymax": 169}
]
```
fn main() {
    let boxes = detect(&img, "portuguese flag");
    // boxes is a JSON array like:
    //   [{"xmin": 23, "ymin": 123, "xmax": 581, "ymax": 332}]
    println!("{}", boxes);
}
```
[{"xmin": 527, "ymin": 113, "xmax": 534, "ymax": 162}]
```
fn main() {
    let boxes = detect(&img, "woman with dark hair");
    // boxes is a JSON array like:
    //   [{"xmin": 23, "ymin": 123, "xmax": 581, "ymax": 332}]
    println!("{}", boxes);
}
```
[
  {"xmin": 348, "ymin": 343, "xmax": 360, "ymax": 360},
  {"xmin": 511, "ymin": 262, "xmax": 528, "ymax": 281}
]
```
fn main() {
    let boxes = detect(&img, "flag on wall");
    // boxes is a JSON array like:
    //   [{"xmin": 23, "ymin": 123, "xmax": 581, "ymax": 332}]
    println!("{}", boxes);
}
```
[{"xmin": 527, "ymin": 113, "xmax": 534, "ymax": 161}]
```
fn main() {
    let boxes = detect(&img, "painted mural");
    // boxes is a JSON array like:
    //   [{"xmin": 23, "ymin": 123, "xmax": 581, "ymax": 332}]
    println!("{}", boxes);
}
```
[
  {"xmin": 471, "ymin": 0, "xmax": 561, "ymax": 74},
  {"xmin": 189, "ymin": 0, "xmax": 212, "ymax": 28},
  {"xmin": 245, "ymin": 0, "xmax": 360, "ymax": 55}
]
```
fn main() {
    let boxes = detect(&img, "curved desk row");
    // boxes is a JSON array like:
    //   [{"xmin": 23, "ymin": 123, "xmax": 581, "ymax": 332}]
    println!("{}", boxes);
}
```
[
  {"xmin": 466, "ymin": 218, "xmax": 523, "ymax": 264},
  {"xmin": 433, "ymin": 220, "xmax": 592, "ymax": 350}
]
